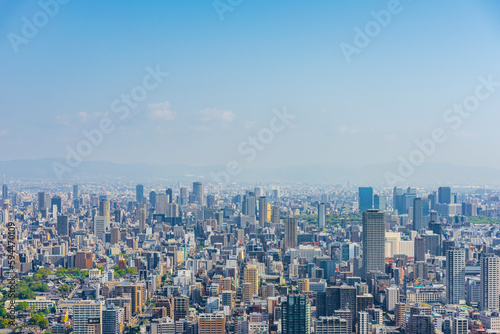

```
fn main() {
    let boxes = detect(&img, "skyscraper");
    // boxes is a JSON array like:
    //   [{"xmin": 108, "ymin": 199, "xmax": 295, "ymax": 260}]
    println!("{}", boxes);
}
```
[
  {"xmin": 73, "ymin": 184, "xmax": 79, "ymax": 200},
  {"xmin": 193, "ymin": 181, "xmax": 204, "ymax": 206},
  {"xmin": 480, "ymin": 254, "xmax": 500, "ymax": 310},
  {"xmin": 136, "ymin": 184, "xmax": 144, "ymax": 203},
  {"xmin": 138, "ymin": 208, "xmax": 147, "ymax": 233},
  {"xmin": 271, "ymin": 206, "xmax": 280, "ymax": 224},
  {"xmin": 243, "ymin": 192, "xmax": 256, "ymax": 217},
  {"xmin": 99, "ymin": 199, "xmax": 110, "ymax": 229},
  {"xmin": 358, "ymin": 312, "xmax": 369, "ymax": 334},
  {"xmin": 438, "ymin": 187, "xmax": 451, "ymax": 204},
  {"xmin": 446, "ymin": 248, "xmax": 465, "ymax": 304},
  {"xmin": 358, "ymin": 187, "xmax": 373, "ymax": 213},
  {"xmin": 259, "ymin": 196, "xmax": 268, "ymax": 227},
  {"xmin": 414, "ymin": 235, "xmax": 425, "ymax": 262},
  {"xmin": 393, "ymin": 187, "xmax": 405, "ymax": 214},
  {"xmin": 413, "ymin": 198, "xmax": 423, "ymax": 231},
  {"xmin": 166, "ymin": 188, "xmax": 173, "ymax": 203},
  {"xmin": 362, "ymin": 209, "xmax": 385, "ymax": 279},
  {"xmin": 244, "ymin": 265, "xmax": 259, "ymax": 297},
  {"xmin": 318, "ymin": 203, "xmax": 326, "ymax": 229},
  {"xmin": 282, "ymin": 295, "xmax": 311, "ymax": 334},
  {"xmin": 2, "ymin": 184, "xmax": 8, "ymax": 200},
  {"xmin": 51, "ymin": 196, "xmax": 62, "ymax": 213},
  {"xmin": 284, "ymin": 216, "xmax": 298, "ymax": 250},
  {"xmin": 149, "ymin": 190, "xmax": 156, "ymax": 208},
  {"xmin": 94, "ymin": 216, "xmax": 106, "ymax": 240},
  {"xmin": 57, "ymin": 215, "xmax": 70, "ymax": 236}
]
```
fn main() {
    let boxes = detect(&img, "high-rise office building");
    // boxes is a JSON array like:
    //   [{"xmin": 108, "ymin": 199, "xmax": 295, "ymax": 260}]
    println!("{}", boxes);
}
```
[
  {"xmin": 284, "ymin": 216, "xmax": 298, "ymax": 250},
  {"xmin": 374, "ymin": 195, "xmax": 387, "ymax": 210},
  {"xmin": 438, "ymin": 187, "xmax": 451, "ymax": 204},
  {"xmin": 73, "ymin": 302, "xmax": 102, "ymax": 334},
  {"xmin": 259, "ymin": 196, "xmax": 268, "ymax": 227},
  {"xmin": 362, "ymin": 209, "xmax": 385, "ymax": 279},
  {"xmin": 138, "ymin": 208, "xmax": 147, "ymax": 233},
  {"xmin": 358, "ymin": 187, "xmax": 373, "ymax": 213},
  {"xmin": 413, "ymin": 198, "xmax": 423, "ymax": 231},
  {"xmin": 480, "ymin": 254, "xmax": 500, "ymax": 310},
  {"xmin": 317, "ymin": 286, "xmax": 357, "ymax": 331},
  {"xmin": 149, "ymin": 191, "xmax": 156, "ymax": 208},
  {"xmin": 73, "ymin": 185, "xmax": 79, "ymax": 199},
  {"xmin": 393, "ymin": 187, "xmax": 405, "ymax": 214},
  {"xmin": 136, "ymin": 184, "xmax": 144, "ymax": 203},
  {"xmin": 385, "ymin": 287, "xmax": 399, "ymax": 312},
  {"xmin": 198, "ymin": 313, "xmax": 225, "ymax": 334},
  {"xmin": 51, "ymin": 196, "xmax": 62, "ymax": 213},
  {"xmin": 57, "ymin": 215, "xmax": 70, "ymax": 236},
  {"xmin": 94, "ymin": 216, "xmax": 106, "ymax": 240},
  {"xmin": 282, "ymin": 295, "xmax": 311, "ymax": 334},
  {"xmin": 318, "ymin": 203, "xmax": 326, "ymax": 229},
  {"xmin": 110, "ymin": 226, "xmax": 120, "ymax": 245},
  {"xmin": 243, "ymin": 192, "xmax": 256, "ymax": 217},
  {"xmin": 99, "ymin": 199, "xmax": 110, "ymax": 229},
  {"xmin": 271, "ymin": 206, "xmax": 280, "ymax": 224},
  {"xmin": 102, "ymin": 304, "xmax": 119, "ymax": 334},
  {"xmin": 174, "ymin": 296, "xmax": 189, "ymax": 321},
  {"xmin": 358, "ymin": 311, "xmax": 369, "ymax": 334},
  {"xmin": 2, "ymin": 184, "xmax": 8, "ymax": 200},
  {"xmin": 166, "ymin": 188, "xmax": 173, "ymax": 203},
  {"xmin": 414, "ymin": 235, "xmax": 425, "ymax": 262},
  {"xmin": 446, "ymin": 248, "xmax": 465, "ymax": 304},
  {"xmin": 244, "ymin": 265, "xmax": 259, "ymax": 297},
  {"xmin": 193, "ymin": 182, "xmax": 204, "ymax": 206}
]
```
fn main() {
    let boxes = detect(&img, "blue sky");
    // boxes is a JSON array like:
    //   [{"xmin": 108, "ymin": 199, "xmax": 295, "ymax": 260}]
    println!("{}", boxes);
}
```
[{"xmin": 1, "ymin": 0, "xmax": 500, "ymax": 170}]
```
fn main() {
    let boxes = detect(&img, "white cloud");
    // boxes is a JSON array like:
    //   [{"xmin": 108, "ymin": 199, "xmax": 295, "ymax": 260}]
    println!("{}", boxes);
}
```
[
  {"xmin": 0, "ymin": 129, "xmax": 7, "ymax": 136},
  {"xmin": 78, "ymin": 112, "xmax": 89, "ymax": 122},
  {"xmin": 197, "ymin": 108, "xmax": 234, "ymax": 123},
  {"xmin": 149, "ymin": 102, "xmax": 177, "ymax": 121},
  {"xmin": 339, "ymin": 125, "xmax": 360, "ymax": 135},
  {"xmin": 55, "ymin": 115, "xmax": 71, "ymax": 126}
]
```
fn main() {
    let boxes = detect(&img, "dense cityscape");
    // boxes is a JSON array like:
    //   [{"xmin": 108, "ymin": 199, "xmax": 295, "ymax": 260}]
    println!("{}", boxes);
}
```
[{"xmin": 1, "ymin": 181, "xmax": 500, "ymax": 333}]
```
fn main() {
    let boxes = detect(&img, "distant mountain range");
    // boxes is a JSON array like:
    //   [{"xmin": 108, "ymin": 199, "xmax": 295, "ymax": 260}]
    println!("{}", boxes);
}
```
[{"xmin": 0, "ymin": 158, "xmax": 499, "ymax": 186}]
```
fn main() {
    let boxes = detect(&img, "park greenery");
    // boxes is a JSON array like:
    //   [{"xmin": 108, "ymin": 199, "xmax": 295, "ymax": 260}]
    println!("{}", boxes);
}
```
[{"xmin": 469, "ymin": 216, "xmax": 500, "ymax": 224}]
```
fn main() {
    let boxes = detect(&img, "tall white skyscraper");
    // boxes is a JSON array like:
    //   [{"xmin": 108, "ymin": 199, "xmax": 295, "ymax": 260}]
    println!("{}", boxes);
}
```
[
  {"xmin": 446, "ymin": 248, "xmax": 465, "ymax": 304},
  {"xmin": 480, "ymin": 254, "xmax": 500, "ymax": 310},
  {"xmin": 318, "ymin": 203, "xmax": 326, "ymax": 229},
  {"xmin": 358, "ymin": 311, "xmax": 369, "ymax": 334}
]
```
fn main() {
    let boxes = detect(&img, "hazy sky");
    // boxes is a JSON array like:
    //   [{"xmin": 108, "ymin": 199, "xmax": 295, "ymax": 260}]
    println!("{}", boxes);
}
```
[{"xmin": 2, "ymin": 0, "xmax": 500, "ymax": 171}]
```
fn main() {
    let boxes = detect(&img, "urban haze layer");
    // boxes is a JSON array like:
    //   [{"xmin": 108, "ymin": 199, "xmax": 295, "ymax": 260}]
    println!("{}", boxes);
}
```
[{"xmin": 1, "ymin": 181, "xmax": 500, "ymax": 334}]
